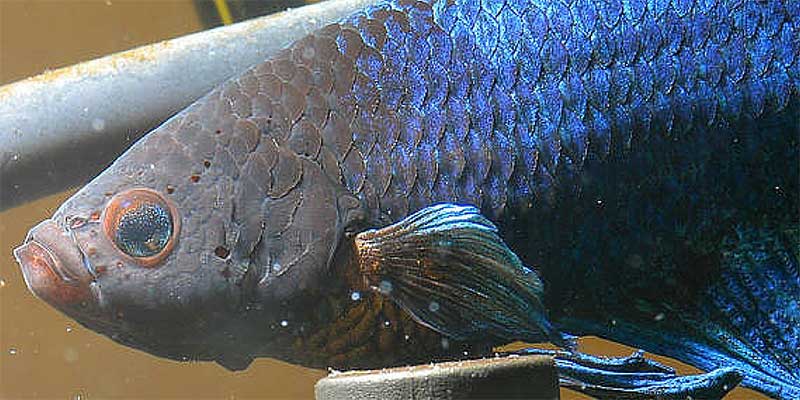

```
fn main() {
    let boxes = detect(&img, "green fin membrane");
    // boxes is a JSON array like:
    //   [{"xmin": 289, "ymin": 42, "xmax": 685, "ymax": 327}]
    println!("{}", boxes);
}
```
[{"xmin": 355, "ymin": 203, "xmax": 564, "ymax": 346}]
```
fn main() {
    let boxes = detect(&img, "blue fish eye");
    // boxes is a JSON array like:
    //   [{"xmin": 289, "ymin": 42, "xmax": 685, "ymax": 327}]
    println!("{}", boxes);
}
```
[{"xmin": 114, "ymin": 203, "xmax": 173, "ymax": 258}]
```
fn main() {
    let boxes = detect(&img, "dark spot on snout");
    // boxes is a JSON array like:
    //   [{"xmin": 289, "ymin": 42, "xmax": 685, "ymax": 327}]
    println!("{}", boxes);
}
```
[
  {"xmin": 215, "ymin": 129, "xmax": 222, "ymax": 134},
  {"xmin": 214, "ymin": 246, "xmax": 230, "ymax": 259},
  {"xmin": 203, "ymin": 160, "xmax": 211, "ymax": 169}
]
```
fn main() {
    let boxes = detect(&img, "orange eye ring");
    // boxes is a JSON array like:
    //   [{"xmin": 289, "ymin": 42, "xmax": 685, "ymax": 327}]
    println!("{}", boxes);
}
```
[{"xmin": 102, "ymin": 188, "xmax": 180, "ymax": 267}]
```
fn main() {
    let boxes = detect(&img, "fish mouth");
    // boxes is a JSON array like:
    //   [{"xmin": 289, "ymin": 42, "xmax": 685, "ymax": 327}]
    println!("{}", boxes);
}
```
[{"xmin": 13, "ymin": 219, "xmax": 99, "ymax": 311}]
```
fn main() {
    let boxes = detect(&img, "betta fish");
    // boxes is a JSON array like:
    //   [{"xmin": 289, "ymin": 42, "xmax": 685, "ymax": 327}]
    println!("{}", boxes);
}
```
[{"xmin": 14, "ymin": 0, "xmax": 799, "ymax": 398}]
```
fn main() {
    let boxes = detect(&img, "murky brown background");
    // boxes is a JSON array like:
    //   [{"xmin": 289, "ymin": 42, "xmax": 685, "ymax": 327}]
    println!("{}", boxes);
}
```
[{"xmin": 0, "ymin": 1, "xmax": 765, "ymax": 399}]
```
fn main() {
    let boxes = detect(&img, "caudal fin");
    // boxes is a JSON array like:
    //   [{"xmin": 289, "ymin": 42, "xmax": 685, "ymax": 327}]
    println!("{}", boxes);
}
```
[
  {"xmin": 693, "ymin": 226, "xmax": 800, "ymax": 398},
  {"xmin": 566, "ymin": 226, "xmax": 800, "ymax": 399}
]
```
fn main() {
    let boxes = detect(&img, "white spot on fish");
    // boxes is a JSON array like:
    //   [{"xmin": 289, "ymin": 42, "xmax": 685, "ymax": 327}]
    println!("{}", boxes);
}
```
[
  {"xmin": 440, "ymin": 338, "xmax": 449, "ymax": 350},
  {"xmin": 428, "ymin": 301, "xmax": 440, "ymax": 312},
  {"xmin": 66, "ymin": 326, "xmax": 73, "ymax": 333},
  {"xmin": 91, "ymin": 118, "xmax": 106, "ymax": 132},
  {"xmin": 383, "ymin": 320, "xmax": 391, "ymax": 327},
  {"xmin": 654, "ymin": 313, "xmax": 665, "ymax": 321},
  {"xmin": 280, "ymin": 320, "xmax": 289, "ymax": 327},
  {"xmin": 350, "ymin": 291, "xmax": 361, "ymax": 301},
  {"xmin": 404, "ymin": 335, "xmax": 410, "ymax": 341},
  {"xmin": 11, "ymin": 154, "xmax": 18, "ymax": 161}
]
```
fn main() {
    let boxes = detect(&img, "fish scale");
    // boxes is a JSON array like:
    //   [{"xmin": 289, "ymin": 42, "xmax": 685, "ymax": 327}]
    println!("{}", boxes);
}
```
[{"xmin": 278, "ymin": 0, "xmax": 799, "ymax": 222}]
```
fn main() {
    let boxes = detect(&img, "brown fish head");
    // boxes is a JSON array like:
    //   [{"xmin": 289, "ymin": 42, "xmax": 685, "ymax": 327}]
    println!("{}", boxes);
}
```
[{"xmin": 12, "ymin": 92, "xmax": 368, "ymax": 370}]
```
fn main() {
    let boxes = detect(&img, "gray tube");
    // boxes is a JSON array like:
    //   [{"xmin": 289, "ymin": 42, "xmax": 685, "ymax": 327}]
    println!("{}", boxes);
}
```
[
  {"xmin": 315, "ymin": 355, "xmax": 559, "ymax": 400},
  {"xmin": 0, "ymin": 0, "xmax": 376, "ymax": 211}
]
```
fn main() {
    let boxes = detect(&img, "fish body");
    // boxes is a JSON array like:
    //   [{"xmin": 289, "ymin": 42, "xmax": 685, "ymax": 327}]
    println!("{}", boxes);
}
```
[{"xmin": 14, "ymin": 0, "xmax": 799, "ymax": 398}]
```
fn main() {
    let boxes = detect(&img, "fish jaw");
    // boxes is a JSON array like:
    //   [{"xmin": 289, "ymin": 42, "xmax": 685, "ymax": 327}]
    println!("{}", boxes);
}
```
[{"xmin": 13, "ymin": 219, "xmax": 101, "ymax": 313}]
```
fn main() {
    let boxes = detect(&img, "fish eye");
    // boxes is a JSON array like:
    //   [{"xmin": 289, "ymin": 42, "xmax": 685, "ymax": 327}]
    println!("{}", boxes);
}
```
[{"xmin": 102, "ymin": 189, "xmax": 179, "ymax": 266}]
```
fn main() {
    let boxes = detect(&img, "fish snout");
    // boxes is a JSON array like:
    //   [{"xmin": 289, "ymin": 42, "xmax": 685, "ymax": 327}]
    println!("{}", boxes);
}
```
[{"xmin": 13, "ymin": 219, "xmax": 96, "ymax": 309}]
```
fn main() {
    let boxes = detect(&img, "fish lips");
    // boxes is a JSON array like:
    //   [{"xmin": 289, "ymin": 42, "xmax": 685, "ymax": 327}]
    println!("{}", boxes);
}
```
[{"xmin": 13, "ymin": 219, "xmax": 103, "ymax": 313}]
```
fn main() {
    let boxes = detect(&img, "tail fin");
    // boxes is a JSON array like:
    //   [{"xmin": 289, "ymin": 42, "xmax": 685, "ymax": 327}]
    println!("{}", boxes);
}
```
[
  {"xmin": 568, "ymin": 226, "xmax": 800, "ymax": 399},
  {"xmin": 694, "ymin": 226, "xmax": 800, "ymax": 398}
]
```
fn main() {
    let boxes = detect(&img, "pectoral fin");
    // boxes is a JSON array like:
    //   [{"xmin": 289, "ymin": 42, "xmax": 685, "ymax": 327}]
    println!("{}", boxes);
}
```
[{"xmin": 354, "ymin": 203, "xmax": 566, "ymax": 346}]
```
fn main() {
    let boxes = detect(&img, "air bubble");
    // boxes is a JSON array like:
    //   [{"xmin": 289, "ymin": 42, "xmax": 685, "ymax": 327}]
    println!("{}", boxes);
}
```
[
  {"xmin": 91, "ymin": 118, "xmax": 106, "ymax": 132},
  {"xmin": 379, "ymin": 280, "xmax": 393, "ymax": 294}
]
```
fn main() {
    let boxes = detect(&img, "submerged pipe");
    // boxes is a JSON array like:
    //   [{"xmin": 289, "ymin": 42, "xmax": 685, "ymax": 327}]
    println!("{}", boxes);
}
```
[{"xmin": 0, "ymin": 0, "xmax": 376, "ymax": 211}]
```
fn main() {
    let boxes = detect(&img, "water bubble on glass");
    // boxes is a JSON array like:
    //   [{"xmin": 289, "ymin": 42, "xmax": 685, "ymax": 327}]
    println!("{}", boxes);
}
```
[
  {"xmin": 350, "ymin": 291, "xmax": 361, "ymax": 301},
  {"xmin": 379, "ymin": 280, "xmax": 393, "ymax": 294},
  {"xmin": 63, "ymin": 347, "xmax": 79, "ymax": 363},
  {"xmin": 428, "ymin": 301, "xmax": 440, "ymax": 312}
]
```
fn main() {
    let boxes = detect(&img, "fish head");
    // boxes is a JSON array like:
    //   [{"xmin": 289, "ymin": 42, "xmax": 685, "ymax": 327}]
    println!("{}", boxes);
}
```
[{"xmin": 12, "ymin": 101, "xmax": 361, "ymax": 369}]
